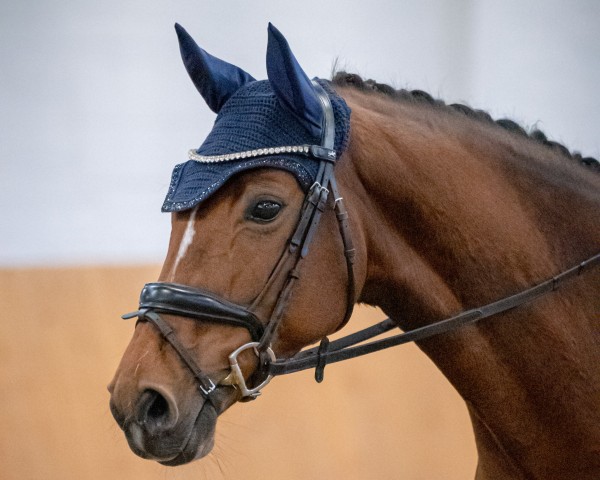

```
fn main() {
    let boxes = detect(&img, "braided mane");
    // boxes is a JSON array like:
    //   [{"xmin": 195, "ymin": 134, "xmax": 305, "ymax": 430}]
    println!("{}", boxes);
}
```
[{"xmin": 332, "ymin": 72, "xmax": 599, "ymax": 172}]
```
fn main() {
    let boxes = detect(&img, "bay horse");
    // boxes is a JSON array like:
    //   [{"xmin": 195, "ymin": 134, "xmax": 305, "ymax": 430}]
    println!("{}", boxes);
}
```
[{"xmin": 109, "ymin": 23, "xmax": 600, "ymax": 479}]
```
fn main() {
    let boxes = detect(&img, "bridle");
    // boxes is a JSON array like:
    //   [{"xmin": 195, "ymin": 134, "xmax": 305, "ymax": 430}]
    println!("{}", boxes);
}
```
[
  {"xmin": 123, "ymin": 81, "xmax": 600, "ymax": 403},
  {"xmin": 123, "ymin": 81, "xmax": 356, "ymax": 401}
]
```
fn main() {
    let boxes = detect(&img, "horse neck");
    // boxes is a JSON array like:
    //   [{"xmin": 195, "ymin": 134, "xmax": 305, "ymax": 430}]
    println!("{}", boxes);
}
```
[{"xmin": 339, "ymin": 90, "xmax": 600, "ymax": 478}]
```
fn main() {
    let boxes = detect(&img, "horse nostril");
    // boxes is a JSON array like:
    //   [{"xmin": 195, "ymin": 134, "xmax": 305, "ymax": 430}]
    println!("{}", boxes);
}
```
[
  {"xmin": 148, "ymin": 393, "xmax": 168, "ymax": 420},
  {"xmin": 136, "ymin": 388, "xmax": 178, "ymax": 433}
]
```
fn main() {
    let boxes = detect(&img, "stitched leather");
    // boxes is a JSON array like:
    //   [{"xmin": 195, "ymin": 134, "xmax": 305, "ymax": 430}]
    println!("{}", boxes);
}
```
[{"xmin": 139, "ymin": 283, "xmax": 264, "ymax": 342}]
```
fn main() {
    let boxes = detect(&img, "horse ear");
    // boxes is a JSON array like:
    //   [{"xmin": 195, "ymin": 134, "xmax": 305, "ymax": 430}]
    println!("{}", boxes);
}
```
[
  {"xmin": 266, "ymin": 23, "xmax": 323, "ymax": 138},
  {"xmin": 175, "ymin": 23, "xmax": 255, "ymax": 113}
]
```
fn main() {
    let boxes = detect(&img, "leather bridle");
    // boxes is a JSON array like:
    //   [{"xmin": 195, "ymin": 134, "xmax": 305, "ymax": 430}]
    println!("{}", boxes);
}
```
[
  {"xmin": 123, "ymin": 81, "xmax": 600, "ymax": 403},
  {"xmin": 123, "ymin": 81, "xmax": 356, "ymax": 401}
]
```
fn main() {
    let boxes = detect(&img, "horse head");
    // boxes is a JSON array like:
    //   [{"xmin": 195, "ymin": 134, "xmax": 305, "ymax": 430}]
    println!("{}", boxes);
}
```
[{"xmin": 108, "ymin": 23, "xmax": 359, "ymax": 465}]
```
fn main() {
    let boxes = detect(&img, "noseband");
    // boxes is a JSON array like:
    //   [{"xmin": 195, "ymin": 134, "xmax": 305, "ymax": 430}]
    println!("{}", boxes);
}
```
[{"xmin": 123, "ymin": 81, "xmax": 357, "ymax": 401}]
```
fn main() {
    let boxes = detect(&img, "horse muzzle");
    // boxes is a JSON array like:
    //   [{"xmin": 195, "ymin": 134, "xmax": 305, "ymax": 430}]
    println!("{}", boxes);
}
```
[{"xmin": 110, "ymin": 380, "xmax": 220, "ymax": 465}]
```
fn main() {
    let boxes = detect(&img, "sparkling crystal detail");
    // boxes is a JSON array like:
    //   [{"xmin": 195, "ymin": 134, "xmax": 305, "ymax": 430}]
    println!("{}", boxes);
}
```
[{"xmin": 188, "ymin": 144, "xmax": 332, "ymax": 163}]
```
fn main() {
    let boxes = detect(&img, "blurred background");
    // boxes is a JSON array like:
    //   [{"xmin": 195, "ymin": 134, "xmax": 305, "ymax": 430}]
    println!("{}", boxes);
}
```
[{"xmin": 1, "ymin": 1, "xmax": 598, "ymax": 479}]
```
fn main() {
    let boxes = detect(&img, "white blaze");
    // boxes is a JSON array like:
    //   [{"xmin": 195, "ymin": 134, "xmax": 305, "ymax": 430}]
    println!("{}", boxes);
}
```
[{"xmin": 169, "ymin": 206, "xmax": 198, "ymax": 280}]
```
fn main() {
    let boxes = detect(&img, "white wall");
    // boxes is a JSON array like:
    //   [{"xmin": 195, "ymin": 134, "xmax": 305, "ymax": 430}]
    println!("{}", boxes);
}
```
[{"xmin": 1, "ymin": 0, "xmax": 598, "ymax": 266}]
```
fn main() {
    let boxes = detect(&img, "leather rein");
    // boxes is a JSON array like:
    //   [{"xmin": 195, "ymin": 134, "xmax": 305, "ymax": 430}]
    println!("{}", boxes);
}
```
[{"xmin": 123, "ymin": 81, "xmax": 600, "ymax": 402}]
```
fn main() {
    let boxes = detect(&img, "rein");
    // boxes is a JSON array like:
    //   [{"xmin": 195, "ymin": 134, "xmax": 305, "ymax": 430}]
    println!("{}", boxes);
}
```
[
  {"xmin": 269, "ymin": 252, "xmax": 600, "ymax": 381},
  {"xmin": 122, "ymin": 80, "xmax": 600, "ymax": 402}
]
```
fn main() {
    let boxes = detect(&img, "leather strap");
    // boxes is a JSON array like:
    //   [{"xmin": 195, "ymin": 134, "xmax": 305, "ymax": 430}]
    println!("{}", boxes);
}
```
[
  {"xmin": 253, "ymin": 81, "xmax": 355, "ymax": 352},
  {"xmin": 268, "ymin": 252, "xmax": 600, "ymax": 378},
  {"xmin": 135, "ymin": 309, "xmax": 217, "ymax": 398},
  {"xmin": 330, "ymin": 175, "xmax": 356, "ymax": 328},
  {"xmin": 124, "ymin": 282, "xmax": 264, "ymax": 341}
]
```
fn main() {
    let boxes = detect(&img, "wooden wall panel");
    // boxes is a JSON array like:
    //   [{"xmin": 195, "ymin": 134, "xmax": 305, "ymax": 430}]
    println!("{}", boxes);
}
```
[{"xmin": 0, "ymin": 266, "xmax": 476, "ymax": 479}]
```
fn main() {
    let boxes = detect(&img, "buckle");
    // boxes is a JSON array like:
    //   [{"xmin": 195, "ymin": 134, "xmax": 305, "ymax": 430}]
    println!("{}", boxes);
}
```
[
  {"xmin": 308, "ymin": 181, "xmax": 327, "ymax": 198},
  {"xmin": 199, "ymin": 378, "xmax": 217, "ymax": 396},
  {"xmin": 222, "ymin": 342, "xmax": 276, "ymax": 399},
  {"xmin": 307, "ymin": 182, "xmax": 330, "ymax": 208}
]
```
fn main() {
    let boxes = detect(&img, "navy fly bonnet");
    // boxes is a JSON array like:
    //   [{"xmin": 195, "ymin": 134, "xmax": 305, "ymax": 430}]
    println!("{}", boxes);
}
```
[{"xmin": 162, "ymin": 23, "xmax": 351, "ymax": 212}]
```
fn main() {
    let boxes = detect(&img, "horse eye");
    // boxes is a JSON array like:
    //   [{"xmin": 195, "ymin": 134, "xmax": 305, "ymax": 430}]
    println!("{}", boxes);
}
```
[{"xmin": 248, "ymin": 200, "xmax": 282, "ymax": 222}]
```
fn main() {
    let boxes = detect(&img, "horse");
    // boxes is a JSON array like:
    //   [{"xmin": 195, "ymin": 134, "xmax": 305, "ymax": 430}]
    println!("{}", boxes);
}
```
[{"xmin": 108, "ymin": 23, "xmax": 600, "ymax": 479}]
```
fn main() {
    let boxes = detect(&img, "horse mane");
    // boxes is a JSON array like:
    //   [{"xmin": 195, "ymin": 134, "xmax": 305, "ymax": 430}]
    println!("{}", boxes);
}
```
[{"xmin": 332, "ymin": 72, "xmax": 599, "ymax": 172}]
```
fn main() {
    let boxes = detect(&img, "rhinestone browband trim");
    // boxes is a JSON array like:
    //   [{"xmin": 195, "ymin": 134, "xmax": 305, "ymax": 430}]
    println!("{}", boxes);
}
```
[{"xmin": 188, "ymin": 145, "xmax": 313, "ymax": 163}]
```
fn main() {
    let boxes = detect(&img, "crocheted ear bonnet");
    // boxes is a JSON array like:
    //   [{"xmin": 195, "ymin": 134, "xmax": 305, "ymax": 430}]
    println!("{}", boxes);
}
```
[{"xmin": 161, "ymin": 23, "xmax": 351, "ymax": 212}]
